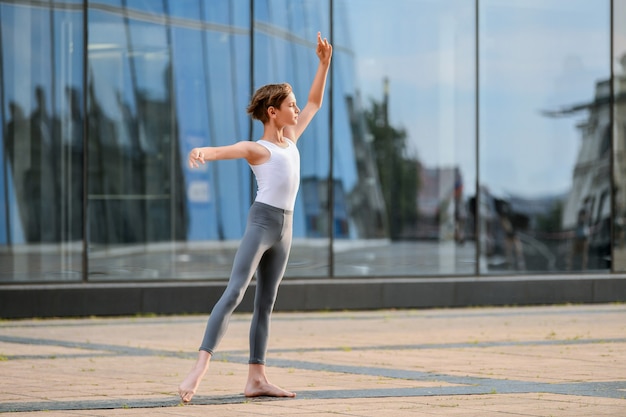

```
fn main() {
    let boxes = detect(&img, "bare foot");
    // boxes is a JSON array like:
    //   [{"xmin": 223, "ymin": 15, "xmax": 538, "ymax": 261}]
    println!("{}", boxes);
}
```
[
  {"xmin": 178, "ymin": 351, "xmax": 211, "ymax": 403},
  {"xmin": 244, "ymin": 378, "xmax": 296, "ymax": 398},
  {"xmin": 178, "ymin": 366, "xmax": 204, "ymax": 403}
]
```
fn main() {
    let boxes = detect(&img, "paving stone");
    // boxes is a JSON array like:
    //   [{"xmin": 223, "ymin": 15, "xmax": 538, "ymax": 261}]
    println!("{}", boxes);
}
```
[{"xmin": 0, "ymin": 304, "xmax": 625, "ymax": 416}]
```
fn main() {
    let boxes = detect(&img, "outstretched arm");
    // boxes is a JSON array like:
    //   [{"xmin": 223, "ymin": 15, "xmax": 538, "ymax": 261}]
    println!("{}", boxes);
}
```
[
  {"xmin": 188, "ymin": 141, "xmax": 269, "ymax": 168},
  {"xmin": 285, "ymin": 32, "xmax": 332, "ymax": 143}
]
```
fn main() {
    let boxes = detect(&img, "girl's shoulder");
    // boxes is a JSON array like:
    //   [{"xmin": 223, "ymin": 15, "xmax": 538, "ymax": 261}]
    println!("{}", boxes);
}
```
[{"xmin": 236, "ymin": 140, "xmax": 270, "ymax": 165}]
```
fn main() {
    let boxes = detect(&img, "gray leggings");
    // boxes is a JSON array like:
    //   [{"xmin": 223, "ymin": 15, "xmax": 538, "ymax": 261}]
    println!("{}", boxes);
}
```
[{"xmin": 200, "ymin": 201, "xmax": 293, "ymax": 364}]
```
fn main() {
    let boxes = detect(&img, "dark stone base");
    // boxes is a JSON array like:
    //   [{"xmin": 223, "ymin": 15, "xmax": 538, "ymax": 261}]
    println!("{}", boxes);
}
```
[{"xmin": 1, "ymin": 275, "xmax": 625, "ymax": 319}]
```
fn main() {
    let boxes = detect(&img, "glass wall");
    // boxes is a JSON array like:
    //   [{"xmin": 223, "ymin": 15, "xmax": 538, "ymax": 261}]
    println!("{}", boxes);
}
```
[
  {"xmin": 0, "ymin": 0, "xmax": 623, "ymax": 283},
  {"xmin": 332, "ymin": 0, "xmax": 476, "ymax": 276},
  {"xmin": 0, "ymin": 1, "xmax": 84, "ymax": 281},
  {"xmin": 480, "ymin": 0, "xmax": 611, "ymax": 273}
]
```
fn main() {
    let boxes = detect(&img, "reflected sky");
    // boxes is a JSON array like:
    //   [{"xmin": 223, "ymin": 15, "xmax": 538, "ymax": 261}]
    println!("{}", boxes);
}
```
[{"xmin": 344, "ymin": 0, "xmax": 610, "ymax": 198}]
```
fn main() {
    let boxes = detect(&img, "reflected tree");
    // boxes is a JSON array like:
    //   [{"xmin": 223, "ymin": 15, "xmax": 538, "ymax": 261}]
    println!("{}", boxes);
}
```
[{"xmin": 364, "ymin": 78, "xmax": 419, "ymax": 240}]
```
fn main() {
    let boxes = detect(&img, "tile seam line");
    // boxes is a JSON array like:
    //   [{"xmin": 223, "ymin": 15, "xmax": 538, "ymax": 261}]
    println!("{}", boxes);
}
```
[
  {"xmin": 1, "ymin": 383, "xmax": 625, "ymax": 413},
  {"xmin": 0, "ymin": 335, "xmax": 624, "ymax": 357}
]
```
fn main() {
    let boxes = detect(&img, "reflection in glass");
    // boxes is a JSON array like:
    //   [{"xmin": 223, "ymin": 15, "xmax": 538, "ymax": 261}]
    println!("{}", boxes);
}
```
[
  {"xmin": 2, "ymin": 0, "xmax": 623, "ymax": 284},
  {"xmin": 0, "ymin": 2, "xmax": 84, "ymax": 282},
  {"xmin": 613, "ymin": 0, "xmax": 626, "ymax": 271},
  {"xmin": 333, "ymin": 0, "xmax": 476, "ymax": 276},
  {"xmin": 86, "ymin": 0, "xmax": 253, "ymax": 281},
  {"xmin": 177, "ymin": 0, "xmax": 252, "ymax": 279},
  {"xmin": 480, "ymin": 0, "xmax": 610, "ymax": 273},
  {"xmin": 87, "ymin": 2, "xmax": 186, "ymax": 280}
]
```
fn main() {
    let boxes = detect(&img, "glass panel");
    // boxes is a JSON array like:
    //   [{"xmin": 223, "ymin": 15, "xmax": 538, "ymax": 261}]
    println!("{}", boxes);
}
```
[
  {"xmin": 614, "ymin": 0, "xmax": 626, "ymax": 271},
  {"xmin": 480, "ymin": 0, "xmax": 610, "ymax": 273},
  {"xmin": 176, "ymin": 0, "xmax": 251, "ymax": 279},
  {"xmin": 333, "ymin": 0, "xmax": 476, "ymax": 276},
  {"xmin": 254, "ymin": 0, "xmax": 331, "ymax": 277},
  {"xmin": 87, "ymin": 3, "xmax": 146, "ymax": 279},
  {"xmin": 0, "ymin": 2, "xmax": 84, "ymax": 282},
  {"xmin": 87, "ymin": 0, "xmax": 252, "ymax": 280},
  {"xmin": 87, "ymin": 1, "xmax": 182, "ymax": 280}
]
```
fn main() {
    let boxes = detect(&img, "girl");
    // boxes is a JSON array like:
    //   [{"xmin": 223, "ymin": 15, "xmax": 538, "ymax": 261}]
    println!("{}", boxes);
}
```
[{"xmin": 178, "ymin": 31, "xmax": 332, "ymax": 403}]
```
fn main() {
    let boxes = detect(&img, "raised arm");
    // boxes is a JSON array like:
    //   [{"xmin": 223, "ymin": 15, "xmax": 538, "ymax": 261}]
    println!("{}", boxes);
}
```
[
  {"xmin": 285, "ymin": 32, "xmax": 332, "ymax": 143},
  {"xmin": 188, "ymin": 141, "xmax": 269, "ymax": 168}
]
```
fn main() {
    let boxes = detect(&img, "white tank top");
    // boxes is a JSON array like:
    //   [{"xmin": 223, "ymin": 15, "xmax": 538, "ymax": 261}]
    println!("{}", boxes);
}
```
[{"xmin": 250, "ymin": 139, "xmax": 300, "ymax": 211}]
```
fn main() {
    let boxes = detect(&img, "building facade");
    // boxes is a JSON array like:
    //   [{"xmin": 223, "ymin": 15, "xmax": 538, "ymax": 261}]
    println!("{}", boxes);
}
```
[{"xmin": 1, "ymin": 0, "xmax": 625, "ymax": 317}]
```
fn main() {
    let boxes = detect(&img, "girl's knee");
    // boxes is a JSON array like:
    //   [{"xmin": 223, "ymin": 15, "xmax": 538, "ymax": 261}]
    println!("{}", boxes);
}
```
[
  {"xmin": 222, "ymin": 286, "xmax": 247, "ymax": 308},
  {"xmin": 254, "ymin": 294, "xmax": 278, "ymax": 314}
]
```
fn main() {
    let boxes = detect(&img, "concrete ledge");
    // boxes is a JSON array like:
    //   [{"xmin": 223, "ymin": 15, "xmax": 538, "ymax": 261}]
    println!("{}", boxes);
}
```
[{"xmin": 1, "ymin": 276, "xmax": 625, "ymax": 319}]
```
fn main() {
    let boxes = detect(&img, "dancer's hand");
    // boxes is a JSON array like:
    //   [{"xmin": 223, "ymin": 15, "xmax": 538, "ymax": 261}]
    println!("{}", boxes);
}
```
[
  {"xmin": 316, "ymin": 32, "xmax": 332, "ymax": 65},
  {"xmin": 189, "ymin": 148, "xmax": 206, "ymax": 168}
]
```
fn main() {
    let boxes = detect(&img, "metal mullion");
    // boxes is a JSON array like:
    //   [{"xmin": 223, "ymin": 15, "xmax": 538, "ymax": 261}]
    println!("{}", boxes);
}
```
[
  {"xmin": 82, "ymin": 0, "xmax": 89, "ymax": 282},
  {"xmin": 475, "ymin": 0, "xmax": 481, "ymax": 276}
]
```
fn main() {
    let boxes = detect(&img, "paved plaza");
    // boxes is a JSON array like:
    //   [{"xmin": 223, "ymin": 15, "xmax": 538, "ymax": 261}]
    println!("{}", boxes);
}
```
[{"xmin": 0, "ymin": 303, "xmax": 625, "ymax": 416}]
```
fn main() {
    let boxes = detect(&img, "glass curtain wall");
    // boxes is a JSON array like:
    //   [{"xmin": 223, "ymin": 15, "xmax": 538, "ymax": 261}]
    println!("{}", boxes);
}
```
[
  {"xmin": 332, "ymin": 0, "xmax": 477, "ymax": 276},
  {"xmin": 0, "ymin": 0, "xmax": 622, "ymax": 283},
  {"xmin": 0, "ymin": 1, "xmax": 84, "ymax": 281},
  {"xmin": 479, "ymin": 0, "xmax": 611, "ymax": 273}
]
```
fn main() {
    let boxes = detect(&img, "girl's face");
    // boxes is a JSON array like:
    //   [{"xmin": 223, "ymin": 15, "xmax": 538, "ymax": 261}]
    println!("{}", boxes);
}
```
[{"xmin": 276, "ymin": 93, "xmax": 299, "ymax": 126}]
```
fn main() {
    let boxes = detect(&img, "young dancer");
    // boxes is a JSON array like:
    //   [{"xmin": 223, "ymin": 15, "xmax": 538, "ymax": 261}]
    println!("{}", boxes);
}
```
[{"xmin": 178, "ymin": 31, "xmax": 332, "ymax": 403}]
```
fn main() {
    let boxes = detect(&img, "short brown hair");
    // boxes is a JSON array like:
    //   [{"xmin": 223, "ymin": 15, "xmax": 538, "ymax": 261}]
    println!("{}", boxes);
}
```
[{"xmin": 246, "ymin": 83, "xmax": 293, "ymax": 124}]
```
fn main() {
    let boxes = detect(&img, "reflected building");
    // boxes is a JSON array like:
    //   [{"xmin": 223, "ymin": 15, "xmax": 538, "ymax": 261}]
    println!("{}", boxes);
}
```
[
  {"xmin": 87, "ymin": 67, "xmax": 189, "ymax": 245},
  {"xmin": 613, "ymin": 55, "xmax": 626, "ymax": 269},
  {"xmin": 4, "ymin": 88, "xmax": 62, "ymax": 243},
  {"xmin": 544, "ymin": 55, "xmax": 626, "ymax": 270},
  {"xmin": 414, "ymin": 164, "xmax": 461, "ymax": 241},
  {"xmin": 0, "ymin": 0, "xmax": 368, "ymax": 281}
]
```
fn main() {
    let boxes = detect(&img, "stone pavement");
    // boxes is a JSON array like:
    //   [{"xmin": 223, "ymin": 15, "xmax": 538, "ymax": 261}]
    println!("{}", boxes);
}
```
[{"xmin": 0, "ymin": 304, "xmax": 625, "ymax": 416}]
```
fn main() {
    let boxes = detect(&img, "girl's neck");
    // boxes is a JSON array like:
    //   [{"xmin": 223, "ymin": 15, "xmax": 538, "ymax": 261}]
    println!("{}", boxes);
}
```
[{"xmin": 261, "ymin": 126, "xmax": 286, "ymax": 145}]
